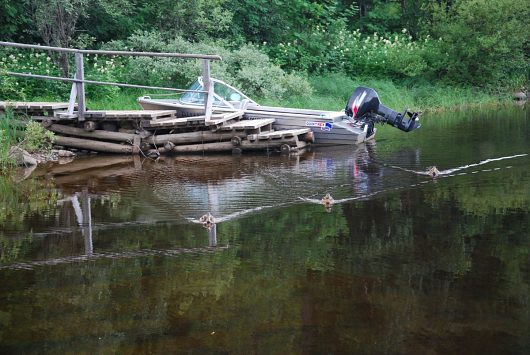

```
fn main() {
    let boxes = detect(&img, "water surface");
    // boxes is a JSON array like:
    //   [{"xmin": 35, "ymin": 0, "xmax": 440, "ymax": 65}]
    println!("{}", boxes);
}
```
[{"xmin": 0, "ymin": 104, "xmax": 529, "ymax": 353}]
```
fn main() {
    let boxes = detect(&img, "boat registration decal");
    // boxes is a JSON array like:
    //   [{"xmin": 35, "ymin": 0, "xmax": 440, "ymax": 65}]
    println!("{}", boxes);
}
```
[{"xmin": 305, "ymin": 121, "xmax": 333, "ymax": 131}]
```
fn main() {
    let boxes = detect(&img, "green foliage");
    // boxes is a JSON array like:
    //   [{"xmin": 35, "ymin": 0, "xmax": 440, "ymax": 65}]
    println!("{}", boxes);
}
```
[
  {"xmin": 0, "ymin": 48, "xmax": 70, "ymax": 100},
  {"xmin": 360, "ymin": 0, "xmax": 403, "ymax": 35},
  {"xmin": 0, "ymin": 131, "xmax": 15, "ymax": 172},
  {"xmin": 0, "ymin": 235, "xmax": 33, "ymax": 263},
  {"xmin": 0, "ymin": 0, "xmax": 527, "ymax": 99},
  {"xmin": 233, "ymin": 0, "xmax": 344, "ymax": 45},
  {"xmin": 0, "ymin": 1, "xmax": 31, "ymax": 41},
  {"xmin": 0, "ymin": 68, "xmax": 26, "ymax": 101},
  {"xmin": 144, "ymin": 0, "xmax": 234, "ymax": 41},
  {"xmin": 22, "ymin": 121, "xmax": 55, "ymax": 153},
  {"xmin": 104, "ymin": 32, "xmax": 313, "ymax": 99},
  {"xmin": 264, "ymin": 26, "xmax": 442, "ymax": 80},
  {"xmin": 0, "ymin": 109, "xmax": 19, "ymax": 172},
  {"xmin": 260, "ymin": 74, "xmax": 503, "ymax": 112},
  {"xmin": 0, "ymin": 174, "xmax": 58, "ymax": 228},
  {"xmin": 425, "ymin": 0, "xmax": 530, "ymax": 87}
]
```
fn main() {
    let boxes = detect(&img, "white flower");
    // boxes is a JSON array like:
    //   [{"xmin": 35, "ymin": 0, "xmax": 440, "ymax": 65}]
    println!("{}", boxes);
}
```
[{"xmin": 402, "ymin": 28, "xmax": 407, "ymax": 33}]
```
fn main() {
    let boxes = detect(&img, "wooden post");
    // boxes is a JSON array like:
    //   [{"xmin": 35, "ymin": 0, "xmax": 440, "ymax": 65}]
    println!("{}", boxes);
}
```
[
  {"xmin": 75, "ymin": 53, "xmax": 86, "ymax": 121},
  {"xmin": 80, "ymin": 188, "xmax": 93, "ymax": 256},
  {"xmin": 67, "ymin": 81, "xmax": 77, "ymax": 115},
  {"xmin": 202, "ymin": 59, "xmax": 213, "ymax": 124}
]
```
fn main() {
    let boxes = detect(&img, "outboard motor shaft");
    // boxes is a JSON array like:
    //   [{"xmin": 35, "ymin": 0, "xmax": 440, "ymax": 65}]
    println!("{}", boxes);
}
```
[{"xmin": 345, "ymin": 87, "xmax": 421, "ymax": 132}]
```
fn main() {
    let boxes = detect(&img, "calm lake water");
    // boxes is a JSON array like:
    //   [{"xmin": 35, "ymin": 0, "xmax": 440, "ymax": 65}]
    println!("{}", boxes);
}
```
[{"xmin": 1, "ymin": 104, "xmax": 529, "ymax": 354}]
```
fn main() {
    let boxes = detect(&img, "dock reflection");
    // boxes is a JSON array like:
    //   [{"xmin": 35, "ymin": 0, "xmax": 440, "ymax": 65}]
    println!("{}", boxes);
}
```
[{"xmin": 28, "ymin": 142, "xmax": 428, "ymax": 225}]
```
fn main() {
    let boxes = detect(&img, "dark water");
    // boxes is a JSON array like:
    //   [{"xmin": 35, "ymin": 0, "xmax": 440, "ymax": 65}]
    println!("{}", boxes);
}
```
[{"xmin": 0, "ymin": 104, "xmax": 529, "ymax": 354}]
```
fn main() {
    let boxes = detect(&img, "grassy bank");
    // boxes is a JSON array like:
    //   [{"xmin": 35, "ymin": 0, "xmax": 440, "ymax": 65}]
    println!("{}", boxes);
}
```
[
  {"xmin": 4, "ymin": 74, "xmax": 511, "ymax": 115},
  {"xmin": 0, "ymin": 110, "xmax": 19, "ymax": 171},
  {"xmin": 260, "ymin": 75, "xmax": 509, "ymax": 112},
  {"xmin": 55, "ymin": 74, "xmax": 511, "ymax": 113}
]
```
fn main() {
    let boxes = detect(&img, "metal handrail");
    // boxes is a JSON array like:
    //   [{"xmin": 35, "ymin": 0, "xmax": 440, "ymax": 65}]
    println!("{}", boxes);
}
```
[
  {"xmin": 0, "ymin": 41, "xmax": 222, "ymax": 60},
  {"xmin": 0, "ymin": 41, "xmax": 218, "ymax": 121},
  {"xmin": 7, "ymin": 71, "xmax": 207, "ymax": 93}
]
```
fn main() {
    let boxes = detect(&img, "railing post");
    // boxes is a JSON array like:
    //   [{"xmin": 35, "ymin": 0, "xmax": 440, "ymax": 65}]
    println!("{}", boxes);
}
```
[
  {"xmin": 67, "ymin": 81, "xmax": 77, "ymax": 116},
  {"xmin": 202, "ymin": 59, "xmax": 213, "ymax": 123},
  {"xmin": 75, "ymin": 52, "xmax": 86, "ymax": 121}
]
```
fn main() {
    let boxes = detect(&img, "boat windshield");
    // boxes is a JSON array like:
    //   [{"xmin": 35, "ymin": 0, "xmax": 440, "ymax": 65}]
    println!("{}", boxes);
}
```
[{"xmin": 179, "ymin": 78, "xmax": 255, "ymax": 108}]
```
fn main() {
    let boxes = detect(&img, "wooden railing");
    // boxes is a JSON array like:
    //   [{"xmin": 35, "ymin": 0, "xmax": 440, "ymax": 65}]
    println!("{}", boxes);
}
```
[{"xmin": 0, "ymin": 41, "xmax": 222, "ymax": 122}]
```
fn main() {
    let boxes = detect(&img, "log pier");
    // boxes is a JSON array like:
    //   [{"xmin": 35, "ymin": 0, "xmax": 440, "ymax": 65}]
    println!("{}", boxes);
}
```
[
  {"xmin": 1, "ymin": 101, "xmax": 312, "ymax": 155},
  {"xmin": 0, "ymin": 41, "xmax": 312, "ymax": 156}
]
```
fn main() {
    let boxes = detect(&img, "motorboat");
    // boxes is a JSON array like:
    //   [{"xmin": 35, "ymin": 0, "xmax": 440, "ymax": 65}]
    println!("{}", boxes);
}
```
[{"xmin": 138, "ymin": 77, "xmax": 421, "ymax": 145}]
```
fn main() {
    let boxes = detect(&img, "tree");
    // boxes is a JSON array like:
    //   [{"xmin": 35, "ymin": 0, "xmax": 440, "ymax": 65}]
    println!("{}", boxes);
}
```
[
  {"xmin": 425, "ymin": 0, "xmax": 530, "ymax": 86},
  {"xmin": 0, "ymin": 1, "xmax": 32, "ymax": 41},
  {"xmin": 27, "ymin": 0, "xmax": 89, "ymax": 76}
]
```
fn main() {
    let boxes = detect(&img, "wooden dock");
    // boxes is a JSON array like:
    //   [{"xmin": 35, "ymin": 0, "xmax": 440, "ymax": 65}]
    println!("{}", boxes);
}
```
[
  {"xmin": 0, "ymin": 42, "xmax": 313, "ymax": 156},
  {"xmin": 1, "ymin": 101, "xmax": 313, "ymax": 155}
]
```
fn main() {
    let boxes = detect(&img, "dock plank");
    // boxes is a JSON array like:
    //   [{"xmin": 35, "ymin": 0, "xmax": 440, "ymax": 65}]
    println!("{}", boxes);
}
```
[
  {"xmin": 256, "ymin": 128, "xmax": 310, "ymax": 140},
  {"xmin": 220, "ymin": 118, "xmax": 275, "ymax": 130},
  {"xmin": 147, "ymin": 116, "xmax": 206, "ymax": 127}
]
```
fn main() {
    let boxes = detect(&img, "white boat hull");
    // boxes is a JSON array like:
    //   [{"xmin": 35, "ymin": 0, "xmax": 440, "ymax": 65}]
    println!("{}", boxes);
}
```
[{"xmin": 137, "ymin": 97, "xmax": 371, "ymax": 145}]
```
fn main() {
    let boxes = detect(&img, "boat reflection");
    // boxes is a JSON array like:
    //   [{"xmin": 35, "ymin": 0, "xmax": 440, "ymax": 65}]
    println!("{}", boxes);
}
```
[{"xmin": 30, "ymin": 142, "xmax": 426, "ymax": 225}]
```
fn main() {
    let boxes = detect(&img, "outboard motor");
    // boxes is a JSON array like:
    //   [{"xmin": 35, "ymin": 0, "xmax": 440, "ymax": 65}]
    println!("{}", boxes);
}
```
[{"xmin": 345, "ymin": 87, "xmax": 421, "ymax": 133}]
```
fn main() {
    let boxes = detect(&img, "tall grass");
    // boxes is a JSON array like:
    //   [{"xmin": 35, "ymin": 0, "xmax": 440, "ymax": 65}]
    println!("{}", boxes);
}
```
[
  {"xmin": 94, "ymin": 75, "xmax": 505, "ymax": 112},
  {"xmin": 260, "ymin": 74, "xmax": 508, "ymax": 112},
  {"xmin": 83, "ymin": 89, "xmax": 144, "ymax": 110},
  {"xmin": 81, "ymin": 74, "xmax": 505, "ymax": 113},
  {"xmin": 0, "ymin": 109, "xmax": 20, "ymax": 171},
  {"xmin": 5, "ymin": 74, "xmax": 509, "ymax": 121}
]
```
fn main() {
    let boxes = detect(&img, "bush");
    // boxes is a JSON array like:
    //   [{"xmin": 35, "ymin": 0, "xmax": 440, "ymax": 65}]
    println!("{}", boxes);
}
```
[
  {"xmin": 0, "ymin": 48, "xmax": 70, "ymax": 100},
  {"xmin": 22, "ymin": 121, "xmax": 55, "ymax": 153},
  {"xmin": 262, "ymin": 24, "xmax": 444, "ymax": 82},
  {"xmin": 0, "ymin": 109, "xmax": 18, "ymax": 172},
  {"xmin": 0, "ymin": 130, "xmax": 15, "ymax": 172},
  {"xmin": 425, "ymin": 0, "xmax": 530, "ymax": 87},
  {"xmin": 103, "ymin": 31, "xmax": 313, "ymax": 100}
]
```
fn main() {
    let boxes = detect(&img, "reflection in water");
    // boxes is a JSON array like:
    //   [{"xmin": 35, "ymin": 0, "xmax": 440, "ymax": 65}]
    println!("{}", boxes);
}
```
[
  {"xmin": 0, "ymin": 105, "xmax": 528, "ymax": 353},
  {"xmin": 208, "ymin": 224, "xmax": 217, "ymax": 247},
  {"xmin": 0, "ymin": 184, "xmax": 227, "ymax": 271},
  {"xmin": 71, "ymin": 188, "xmax": 93, "ymax": 255}
]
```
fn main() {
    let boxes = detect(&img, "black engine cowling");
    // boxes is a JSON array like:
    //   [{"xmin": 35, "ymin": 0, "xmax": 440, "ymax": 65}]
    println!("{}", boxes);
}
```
[{"xmin": 345, "ymin": 87, "xmax": 421, "ymax": 133}]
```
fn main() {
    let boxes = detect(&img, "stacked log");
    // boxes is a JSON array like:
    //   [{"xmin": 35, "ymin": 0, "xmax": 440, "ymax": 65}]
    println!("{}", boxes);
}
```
[
  {"xmin": 40, "ymin": 120, "xmax": 311, "ymax": 155},
  {"xmin": 3, "ymin": 103, "xmax": 314, "ymax": 155}
]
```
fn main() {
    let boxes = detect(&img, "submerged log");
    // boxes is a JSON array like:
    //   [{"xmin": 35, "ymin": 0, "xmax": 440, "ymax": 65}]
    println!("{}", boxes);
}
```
[
  {"xmin": 54, "ymin": 136, "xmax": 134, "ymax": 154},
  {"xmin": 33, "ymin": 156, "xmax": 134, "ymax": 176},
  {"xmin": 168, "ymin": 136, "xmax": 304, "ymax": 153},
  {"xmin": 145, "ymin": 131, "xmax": 246, "ymax": 146},
  {"xmin": 45, "ymin": 123, "xmax": 137, "ymax": 143}
]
